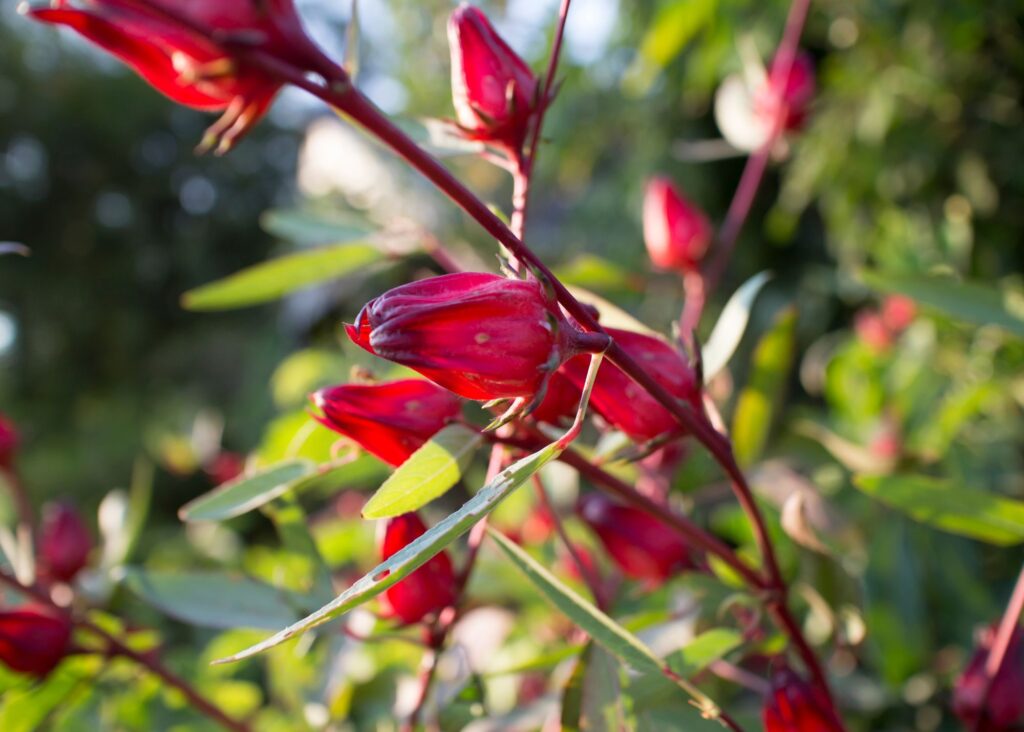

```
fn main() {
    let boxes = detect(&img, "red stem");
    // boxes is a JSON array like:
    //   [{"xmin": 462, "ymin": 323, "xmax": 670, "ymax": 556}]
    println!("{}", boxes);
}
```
[
  {"xmin": 701, "ymin": 0, "xmax": 813, "ymax": 302},
  {"xmin": 974, "ymin": 562, "xmax": 1024, "ymax": 732}
]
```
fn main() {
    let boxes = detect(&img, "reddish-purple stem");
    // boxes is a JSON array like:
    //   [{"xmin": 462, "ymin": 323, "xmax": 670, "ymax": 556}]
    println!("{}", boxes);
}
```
[{"xmin": 974, "ymin": 562, "xmax": 1024, "ymax": 732}]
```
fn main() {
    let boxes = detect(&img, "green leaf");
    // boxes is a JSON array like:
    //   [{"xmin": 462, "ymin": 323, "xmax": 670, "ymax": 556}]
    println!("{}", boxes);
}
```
[
  {"xmin": 123, "ymin": 569, "xmax": 304, "ymax": 631},
  {"xmin": 361, "ymin": 424, "xmax": 483, "ymax": 519},
  {"xmin": 214, "ymin": 443, "xmax": 561, "ymax": 665},
  {"xmin": 702, "ymin": 271, "xmax": 773, "ymax": 383},
  {"xmin": 260, "ymin": 208, "xmax": 372, "ymax": 245},
  {"xmin": 182, "ymin": 243, "xmax": 382, "ymax": 311},
  {"xmin": 562, "ymin": 643, "xmax": 625, "ymax": 732},
  {"xmin": 178, "ymin": 459, "xmax": 315, "ymax": 522},
  {"xmin": 667, "ymin": 629, "xmax": 743, "ymax": 677},
  {"xmin": 487, "ymin": 529, "xmax": 724, "ymax": 720},
  {"xmin": 263, "ymin": 495, "xmax": 336, "ymax": 606},
  {"xmin": 625, "ymin": 0, "xmax": 718, "ymax": 93},
  {"xmin": 554, "ymin": 255, "xmax": 642, "ymax": 297},
  {"xmin": 853, "ymin": 474, "xmax": 1024, "ymax": 545},
  {"xmin": 732, "ymin": 307, "xmax": 798, "ymax": 467},
  {"xmin": 860, "ymin": 270, "xmax": 1024, "ymax": 338},
  {"xmin": 566, "ymin": 285, "xmax": 658, "ymax": 336}
]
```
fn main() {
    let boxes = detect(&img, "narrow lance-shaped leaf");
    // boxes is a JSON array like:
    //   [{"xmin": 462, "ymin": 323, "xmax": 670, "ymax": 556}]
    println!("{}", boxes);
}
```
[
  {"xmin": 702, "ymin": 270, "xmax": 773, "ymax": 383},
  {"xmin": 361, "ymin": 424, "xmax": 484, "ymax": 519},
  {"xmin": 732, "ymin": 306, "xmax": 797, "ymax": 467},
  {"xmin": 487, "ymin": 528, "xmax": 727, "ymax": 724},
  {"xmin": 260, "ymin": 208, "xmax": 372, "ymax": 245},
  {"xmin": 853, "ymin": 474, "xmax": 1024, "ymax": 546},
  {"xmin": 179, "ymin": 459, "xmax": 315, "ymax": 523},
  {"xmin": 182, "ymin": 243, "xmax": 382, "ymax": 311},
  {"xmin": 213, "ymin": 442, "xmax": 562, "ymax": 665}
]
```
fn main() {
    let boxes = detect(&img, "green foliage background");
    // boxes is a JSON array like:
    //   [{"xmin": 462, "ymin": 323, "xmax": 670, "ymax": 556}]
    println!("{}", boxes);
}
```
[{"xmin": 1, "ymin": 0, "xmax": 1023, "ymax": 730}]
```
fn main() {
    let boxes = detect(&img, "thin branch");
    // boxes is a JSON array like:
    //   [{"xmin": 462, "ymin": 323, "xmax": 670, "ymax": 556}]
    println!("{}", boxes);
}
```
[{"xmin": 974, "ymin": 562, "xmax": 1024, "ymax": 732}]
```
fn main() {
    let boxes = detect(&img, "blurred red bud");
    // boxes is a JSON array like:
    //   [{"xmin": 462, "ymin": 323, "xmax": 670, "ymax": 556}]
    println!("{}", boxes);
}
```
[
  {"xmin": 754, "ymin": 51, "xmax": 816, "ymax": 133},
  {"xmin": 853, "ymin": 310, "xmax": 892, "ymax": 352},
  {"xmin": 379, "ymin": 513, "xmax": 458, "ymax": 624},
  {"xmin": 38, "ymin": 501, "xmax": 92, "ymax": 583},
  {"xmin": 564, "ymin": 328, "xmax": 702, "ymax": 441},
  {"xmin": 448, "ymin": 4, "xmax": 537, "ymax": 148},
  {"xmin": 954, "ymin": 623, "xmax": 1024, "ymax": 731},
  {"xmin": 205, "ymin": 451, "xmax": 245, "ymax": 486},
  {"xmin": 880, "ymin": 295, "xmax": 916, "ymax": 334},
  {"xmin": 577, "ymin": 493, "xmax": 691, "ymax": 582},
  {"xmin": 0, "ymin": 414, "xmax": 18, "ymax": 469},
  {"xmin": 347, "ymin": 273, "xmax": 575, "ymax": 402},
  {"xmin": 643, "ymin": 177, "xmax": 712, "ymax": 273},
  {"xmin": 24, "ymin": 0, "xmax": 332, "ymax": 153},
  {"xmin": 312, "ymin": 380, "xmax": 462, "ymax": 467},
  {"xmin": 762, "ymin": 667, "xmax": 844, "ymax": 732},
  {"xmin": 0, "ymin": 605, "xmax": 73, "ymax": 677}
]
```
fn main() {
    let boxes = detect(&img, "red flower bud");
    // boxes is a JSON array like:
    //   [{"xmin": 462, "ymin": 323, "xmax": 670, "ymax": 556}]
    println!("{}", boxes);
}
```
[
  {"xmin": 0, "ymin": 414, "xmax": 18, "ymax": 469},
  {"xmin": 205, "ymin": 450, "xmax": 245, "ymax": 486},
  {"xmin": 577, "ymin": 493, "xmax": 691, "ymax": 582},
  {"xmin": 763, "ymin": 668, "xmax": 844, "ymax": 732},
  {"xmin": 563, "ymin": 328, "xmax": 701, "ymax": 441},
  {"xmin": 448, "ymin": 3, "xmax": 538, "ymax": 148},
  {"xmin": 346, "ymin": 273, "xmax": 576, "ymax": 402},
  {"xmin": 312, "ymin": 379, "xmax": 462, "ymax": 467},
  {"xmin": 0, "ymin": 605, "xmax": 73, "ymax": 677},
  {"xmin": 880, "ymin": 295, "xmax": 916, "ymax": 334},
  {"xmin": 643, "ymin": 177, "xmax": 712, "ymax": 273},
  {"xmin": 753, "ymin": 51, "xmax": 816, "ymax": 134},
  {"xmin": 954, "ymin": 624, "xmax": 1024, "ymax": 731},
  {"xmin": 379, "ymin": 513, "xmax": 458, "ymax": 624},
  {"xmin": 24, "ymin": 0, "xmax": 332, "ymax": 153},
  {"xmin": 530, "ymin": 368, "xmax": 582, "ymax": 426},
  {"xmin": 38, "ymin": 501, "xmax": 93, "ymax": 583}
]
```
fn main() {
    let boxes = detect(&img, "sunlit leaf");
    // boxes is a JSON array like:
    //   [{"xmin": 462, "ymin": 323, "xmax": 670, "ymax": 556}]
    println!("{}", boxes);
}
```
[
  {"xmin": 566, "ymin": 285, "xmax": 658, "ymax": 336},
  {"xmin": 860, "ymin": 270, "xmax": 1024, "ymax": 338},
  {"xmin": 361, "ymin": 424, "xmax": 483, "ymax": 519},
  {"xmin": 214, "ymin": 443, "xmax": 561, "ymax": 664},
  {"xmin": 702, "ymin": 271, "xmax": 773, "ymax": 383},
  {"xmin": 182, "ymin": 243, "xmax": 382, "ymax": 311},
  {"xmin": 179, "ymin": 459, "xmax": 315, "ymax": 522},
  {"xmin": 853, "ymin": 474, "xmax": 1024, "ymax": 545},
  {"xmin": 123, "ymin": 570, "xmax": 304, "ymax": 631},
  {"xmin": 732, "ymin": 307, "xmax": 798, "ymax": 467}
]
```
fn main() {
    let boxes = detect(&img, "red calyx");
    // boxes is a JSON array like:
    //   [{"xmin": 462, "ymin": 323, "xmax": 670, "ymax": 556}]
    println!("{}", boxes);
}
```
[
  {"xmin": 954, "ymin": 623, "xmax": 1024, "ymax": 731},
  {"xmin": 447, "ymin": 3, "xmax": 538, "ymax": 149},
  {"xmin": 0, "ymin": 605, "xmax": 74, "ymax": 678},
  {"xmin": 0, "ymin": 414, "xmax": 18, "ymax": 470},
  {"xmin": 643, "ymin": 177, "xmax": 712, "ymax": 273},
  {"xmin": 23, "ymin": 0, "xmax": 334, "ymax": 153},
  {"xmin": 563, "ymin": 327, "xmax": 702, "ymax": 442},
  {"xmin": 312, "ymin": 379, "xmax": 462, "ymax": 467},
  {"xmin": 763, "ymin": 667, "xmax": 844, "ymax": 732},
  {"xmin": 753, "ymin": 51, "xmax": 816, "ymax": 134},
  {"xmin": 38, "ymin": 500, "xmax": 93, "ymax": 583},
  {"xmin": 346, "ymin": 273, "xmax": 576, "ymax": 402},
  {"xmin": 576, "ymin": 493, "xmax": 692, "ymax": 583},
  {"xmin": 379, "ymin": 513, "xmax": 458, "ymax": 624}
]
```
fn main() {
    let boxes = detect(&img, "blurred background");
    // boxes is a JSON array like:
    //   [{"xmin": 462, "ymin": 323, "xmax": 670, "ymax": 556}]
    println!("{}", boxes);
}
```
[{"xmin": 2, "ymin": 0, "xmax": 1023, "ymax": 729}]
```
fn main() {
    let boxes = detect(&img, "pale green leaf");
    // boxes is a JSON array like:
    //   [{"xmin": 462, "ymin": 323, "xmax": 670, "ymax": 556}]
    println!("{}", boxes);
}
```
[
  {"xmin": 702, "ymin": 271, "xmax": 773, "ymax": 383},
  {"xmin": 182, "ymin": 243, "xmax": 381, "ymax": 311},
  {"xmin": 260, "ymin": 208, "xmax": 371, "ymax": 245},
  {"xmin": 853, "ymin": 474, "xmax": 1024, "ymax": 545},
  {"xmin": 214, "ymin": 443, "xmax": 560, "ymax": 664},
  {"xmin": 488, "ymin": 529, "xmax": 722, "ymax": 720},
  {"xmin": 362, "ymin": 424, "xmax": 483, "ymax": 519},
  {"xmin": 178, "ymin": 459, "xmax": 315, "ymax": 522},
  {"xmin": 123, "ymin": 570, "xmax": 304, "ymax": 631}
]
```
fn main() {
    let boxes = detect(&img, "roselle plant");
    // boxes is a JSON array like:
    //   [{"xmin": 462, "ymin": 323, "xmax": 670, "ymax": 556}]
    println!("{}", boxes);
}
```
[{"xmin": 3, "ymin": 1, "xmax": 1024, "ymax": 731}]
